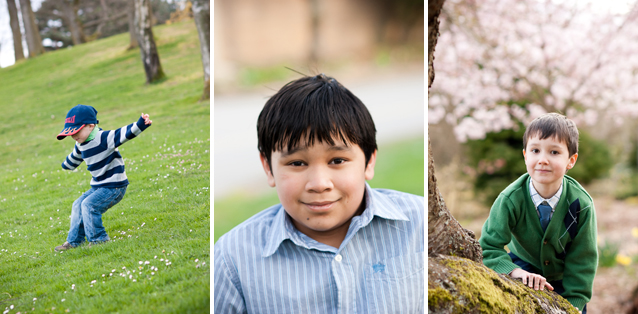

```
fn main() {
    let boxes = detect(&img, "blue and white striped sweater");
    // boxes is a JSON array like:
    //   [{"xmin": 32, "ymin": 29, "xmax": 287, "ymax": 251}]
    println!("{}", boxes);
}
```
[{"xmin": 62, "ymin": 116, "xmax": 151, "ymax": 188}]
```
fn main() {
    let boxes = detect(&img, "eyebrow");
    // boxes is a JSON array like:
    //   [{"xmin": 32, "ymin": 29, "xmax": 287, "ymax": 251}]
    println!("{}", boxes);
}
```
[{"xmin": 280, "ymin": 144, "xmax": 351, "ymax": 157}]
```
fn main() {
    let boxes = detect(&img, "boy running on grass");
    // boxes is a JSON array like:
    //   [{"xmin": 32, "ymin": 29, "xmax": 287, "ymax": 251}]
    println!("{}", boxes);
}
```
[
  {"xmin": 54, "ymin": 105, "xmax": 152, "ymax": 252},
  {"xmin": 214, "ymin": 74, "xmax": 424, "ymax": 313},
  {"xmin": 479, "ymin": 113, "xmax": 597, "ymax": 313}
]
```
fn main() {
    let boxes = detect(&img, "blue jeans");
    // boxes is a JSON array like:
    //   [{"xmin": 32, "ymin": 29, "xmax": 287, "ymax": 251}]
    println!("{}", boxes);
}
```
[
  {"xmin": 508, "ymin": 252, "xmax": 587, "ymax": 314},
  {"xmin": 67, "ymin": 186, "xmax": 126, "ymax": 246}
]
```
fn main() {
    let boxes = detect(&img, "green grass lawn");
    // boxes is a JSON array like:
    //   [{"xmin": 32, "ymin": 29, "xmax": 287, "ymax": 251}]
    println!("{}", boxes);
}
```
[
  {"xmin": 0, "ymin": 21, "xmax": 210, "ymax": 313},
  {"xmin": 214, "ymin": 136, "xmax": 424, "ymax": 242}
]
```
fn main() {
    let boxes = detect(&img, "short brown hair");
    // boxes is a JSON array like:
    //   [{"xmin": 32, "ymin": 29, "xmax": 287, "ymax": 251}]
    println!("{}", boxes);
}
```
[{"xmin": 523, "ymin": 113, "xmax": 579, "ymax": 157}]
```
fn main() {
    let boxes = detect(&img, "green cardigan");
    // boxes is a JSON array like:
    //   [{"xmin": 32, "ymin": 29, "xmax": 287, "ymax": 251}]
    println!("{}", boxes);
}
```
[{"xmin": 479, "ymin": 173, "xmax": 597, "ymax": 311}]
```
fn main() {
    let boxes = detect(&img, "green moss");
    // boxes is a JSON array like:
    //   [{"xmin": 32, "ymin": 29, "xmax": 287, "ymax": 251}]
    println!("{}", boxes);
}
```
[
  {"xmin": 428, "ymin": 287, "xmax": 455, "ymax": 310},
  {"xmin": 431, "ymin": 256, "xmax": 579, "ymax": 314}
]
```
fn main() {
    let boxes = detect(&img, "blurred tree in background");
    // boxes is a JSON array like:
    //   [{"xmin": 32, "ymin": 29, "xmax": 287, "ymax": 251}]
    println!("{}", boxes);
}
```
[{"xmin": 34, "ymin": 0, "xmax": 176, "ymax": 49}]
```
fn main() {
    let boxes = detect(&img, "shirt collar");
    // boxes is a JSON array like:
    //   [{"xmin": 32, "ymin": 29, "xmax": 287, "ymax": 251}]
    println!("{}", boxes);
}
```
[
  {"xmin": 262, "ymin": 183, "xmax": 409, "ymax": 257},
  {"xmin": 529, "ymin": 179, "xmax": 563, "ymax": 209}
]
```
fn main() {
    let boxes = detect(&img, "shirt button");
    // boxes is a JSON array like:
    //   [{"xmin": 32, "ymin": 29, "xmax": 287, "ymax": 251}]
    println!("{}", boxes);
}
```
[
  {"xmin": 543, "ymin": 240, "xmax": 548, "ymax": 245},
  {"xmin": 335, "ymin": 254, "xmax": 343, "ymax": 262},
  {"xmin": 544, "ymin": 260, "xmax": 550, "ymax": 266}
]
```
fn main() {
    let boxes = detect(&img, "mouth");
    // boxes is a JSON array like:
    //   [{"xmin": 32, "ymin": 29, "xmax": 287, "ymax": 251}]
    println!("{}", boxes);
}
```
[{"xmin": 301, "ymin": 199, "xmax": 340, "ymax": 212}]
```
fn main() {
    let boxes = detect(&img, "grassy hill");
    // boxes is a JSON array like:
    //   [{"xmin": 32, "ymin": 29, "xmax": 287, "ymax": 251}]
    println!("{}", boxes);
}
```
[{"xmin": 0, "ymin": 21, "xmax": 210, "ymax": 313}]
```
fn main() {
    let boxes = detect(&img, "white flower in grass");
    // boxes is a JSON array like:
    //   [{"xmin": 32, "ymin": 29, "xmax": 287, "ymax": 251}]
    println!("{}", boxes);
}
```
[
  {"xmin": 102, "ymin": 274, "xmax": 105, "ymax": 277},
  {"xmin": 61, "ymin": 299, "xmax": 65, "ymax": 302},
  {"xmin": 196, "ymin": 264, "xmax": 200, "ymax": 268},
  {"xmin": 195, "ymin": 259, "xmax": 199, "ymax": 263},
  {"xmin": 33, "ymin": 298, "xmax": 37, "ymax": 301},
  {"xmin": 71, "ymin": 284, "xmax": 75, "ymax": 290},
  {"xmin": 109, "ymin": 273, "xmax": 112, "ymax": 276},
  {"xmin": 10, "ymin": 305, "xmax": 14, "ymax": 309},
  {"xmin": 112, "ymin": 269, "xmax": 116, "ymax": 273},
  {"xmin": 160, "ymin": 258, "xmax": 164, "ymax": 262},
  {"xmin": 151, "ymin": 272, "xmax": 155, "ymax": 275},
  {"xmin": 129, "ymin": 275, "xmax": 132, "ymax": 279},
  {"xmin": 145, "ymin": 261, "xmax": 150, "ymax": 265},
  {"xmin": 91, "ymin": 280, "xmax": 96, "ymax": 284},
  {"xmin": 139, "ymin": 261, "xmax": 143, "ymax": 265}
]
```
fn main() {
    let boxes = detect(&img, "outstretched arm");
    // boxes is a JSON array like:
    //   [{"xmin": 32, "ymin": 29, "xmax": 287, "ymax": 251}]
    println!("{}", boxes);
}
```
[
  {"xmin": 105, "ymin": 113, "xmax": 153, "ymax": 149},
  {"xmin": 61, "ymin": 144, "xmax": 84, "ymax": 170}
]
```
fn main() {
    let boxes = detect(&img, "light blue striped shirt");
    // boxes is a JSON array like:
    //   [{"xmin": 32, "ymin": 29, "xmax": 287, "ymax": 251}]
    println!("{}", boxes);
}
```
[{"xmin": 214, "ymin": 184, "xmax": 424, "ymax": 314}]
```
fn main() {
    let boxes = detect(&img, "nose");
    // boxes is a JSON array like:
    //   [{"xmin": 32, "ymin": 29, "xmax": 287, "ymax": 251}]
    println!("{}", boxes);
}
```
[
  {"xmin": 305, "ymin": 166, "xmax": 333, "ymax": 193},
  {"xmin": 537, "ymin": 153, "xmax": 549, "ymax": 164}
]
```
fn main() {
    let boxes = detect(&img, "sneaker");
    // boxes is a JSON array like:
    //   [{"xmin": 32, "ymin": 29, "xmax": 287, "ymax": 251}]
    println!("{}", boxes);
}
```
[{"xmin": 55, "ymin": 241, "xmax": 73, "ymax": 252}]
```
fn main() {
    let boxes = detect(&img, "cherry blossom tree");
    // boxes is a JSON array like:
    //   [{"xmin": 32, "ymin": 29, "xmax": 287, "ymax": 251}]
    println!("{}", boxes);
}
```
[{"xmin": 429, "ymin": 0, "xmax": 638, "ymax": 143}]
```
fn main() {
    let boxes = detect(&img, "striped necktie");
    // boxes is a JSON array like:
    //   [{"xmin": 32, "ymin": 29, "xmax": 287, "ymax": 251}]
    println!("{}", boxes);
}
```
[{"xmin": 538, "ymin": 202, "xmax": 552, "ymax": 232}]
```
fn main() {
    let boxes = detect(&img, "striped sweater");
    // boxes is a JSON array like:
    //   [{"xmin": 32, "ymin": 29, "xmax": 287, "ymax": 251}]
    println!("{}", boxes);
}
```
[{"xmin": 62, "ymin": 116, "xmax": 151, "ymax": 188}]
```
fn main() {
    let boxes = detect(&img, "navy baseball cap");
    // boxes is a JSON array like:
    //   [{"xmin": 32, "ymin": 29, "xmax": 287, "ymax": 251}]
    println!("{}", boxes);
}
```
[{"xmin": 57, "ymin": 105, "xmax": 99, "ymax": 140}]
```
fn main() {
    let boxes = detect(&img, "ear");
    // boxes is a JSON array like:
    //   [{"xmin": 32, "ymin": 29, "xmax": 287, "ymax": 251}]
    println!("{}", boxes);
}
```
[
  {"xmin": 364, "ymin": 150, "xmax": 377, "ymax": 181},
  {"xmin": 259, "ymin": 153, "xmax": 276, "ymax": 187},
  {"xmin": 566, "ymin": 153, "xmax": 578, "ymax": 170},
  {"xmin": 522, "ymin": 149, "xmax": 526, "ymax": 161}
]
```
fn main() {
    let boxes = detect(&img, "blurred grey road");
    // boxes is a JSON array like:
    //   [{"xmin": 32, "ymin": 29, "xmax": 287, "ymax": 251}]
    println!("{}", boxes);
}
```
[{"xmin": 214, "ymin": 72, "xmax": 424, "ymax": 197}]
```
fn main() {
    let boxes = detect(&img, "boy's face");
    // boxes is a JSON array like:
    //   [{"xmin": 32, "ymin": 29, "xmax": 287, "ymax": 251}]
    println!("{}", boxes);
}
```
[
  {"xmin": 71, "ymin": 124, "xmax": 94, "ymax": 144},
  {"xmin": 260, "ymin": 139, "xmax": 376, "ymax": 247},
  {"xmin": 523, "ymin": 134, "xmax": 577, "ymax": 195}
]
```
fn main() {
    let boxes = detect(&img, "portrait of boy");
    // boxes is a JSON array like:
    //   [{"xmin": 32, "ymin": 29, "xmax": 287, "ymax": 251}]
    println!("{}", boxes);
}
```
[
  {"xmin": 214, "ymin": 74, "xmax": 424, "ymax": 313},
  {"xmin": 479, "ymin": 113, "xmax": 597, "ymax": 314}
]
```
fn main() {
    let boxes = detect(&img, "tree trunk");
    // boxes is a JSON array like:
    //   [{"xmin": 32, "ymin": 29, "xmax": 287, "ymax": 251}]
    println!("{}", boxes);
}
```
[
  {"xmin": 427, "ymin": 138, "xmax": 483, "ymax": 262},
  {"xmin": 19, "ymin": 0, "xmax": 44, "ymax": 57},
  {"xmin": 191, "ymin": 0, "xmax": 210, "ymax": 100},
  {"xmin": 95, "ymin": 0, "xmax": 109, "ymax": 37},
  {"xmin": 427, "ymin": 1, "xmax": 580, "ymax": 313},
  {"xmin": 134, "ymin": 0, "xmax": 165, "ymax": 84},
  {"xmin": 7, "ymin": 0, "xmax": 24, "ymax": 61},
  {"xmin": 127, "ymin": 0, "xmax": 138, "ymax": 50},
  {"xmin": 61, "ymin": 0, "xmax": 85, "ymax": 45}
]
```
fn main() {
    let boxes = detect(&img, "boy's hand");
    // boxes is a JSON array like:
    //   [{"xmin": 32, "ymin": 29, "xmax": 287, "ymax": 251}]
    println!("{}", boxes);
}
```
[
  {"xmin": 509, "ymin": 268, "xmax": 554, "ymax": 291},
  {"xmin": 141, "ymin": 113, "xmax": 152, "ymax": 125}
]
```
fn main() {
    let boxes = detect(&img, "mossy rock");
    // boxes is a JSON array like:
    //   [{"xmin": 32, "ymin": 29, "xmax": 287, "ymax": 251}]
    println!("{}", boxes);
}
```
[{"xmin": 428, "ymin": 255, "xmax": 579, "ymax": 314}]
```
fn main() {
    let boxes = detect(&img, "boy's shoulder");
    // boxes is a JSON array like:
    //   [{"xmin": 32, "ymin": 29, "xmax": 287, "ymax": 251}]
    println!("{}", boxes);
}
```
[
  {"xmin": 498, "ymin": 173, "xmax": 531, "ymax": 200},
  {"xmin": 369, "ymin": 188, "xmax": 424, "ymax": 219},
  {"xmin": 562, "ymin": 174, "xmax": 594, "ymax": 205},
  {"xmin": 215, "ymin": 203, "xmax": 283, "ymax": 256}
]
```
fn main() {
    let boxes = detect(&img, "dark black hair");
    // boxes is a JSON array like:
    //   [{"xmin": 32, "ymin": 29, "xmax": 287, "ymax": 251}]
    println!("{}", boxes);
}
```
[
  {"xmin": 523, "ymin": 112, "xmax": 579, "ymax": 156},
  {"xmin": 257, "ymin": 74, "xmax": 377, "ymax": 169}
]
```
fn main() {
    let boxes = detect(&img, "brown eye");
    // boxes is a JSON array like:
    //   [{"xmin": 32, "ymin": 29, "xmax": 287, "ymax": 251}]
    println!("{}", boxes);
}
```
[{"xmin": 331, "ymin": 158, "xmax": 346, "ymax": 165}]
